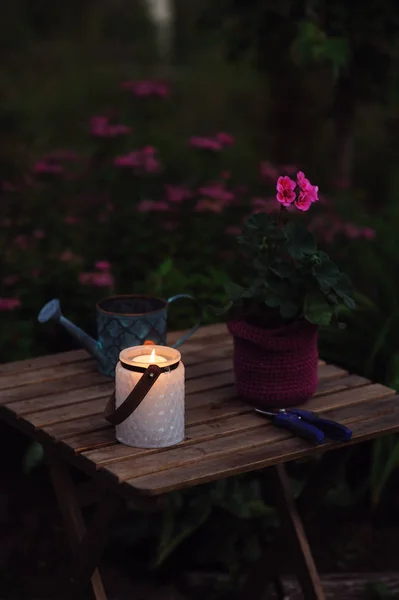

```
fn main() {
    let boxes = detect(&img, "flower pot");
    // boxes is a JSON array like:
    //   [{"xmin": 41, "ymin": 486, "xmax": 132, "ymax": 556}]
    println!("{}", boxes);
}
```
[{"xmin": 227, "ymin": 319, "xmax": 318, "ymax": 408}]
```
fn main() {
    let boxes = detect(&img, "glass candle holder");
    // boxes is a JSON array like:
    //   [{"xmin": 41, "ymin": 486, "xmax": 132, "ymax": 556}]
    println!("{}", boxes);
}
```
[{"xmin": 115, "ymin": 345, "xmax": 185, "ymax": 448}]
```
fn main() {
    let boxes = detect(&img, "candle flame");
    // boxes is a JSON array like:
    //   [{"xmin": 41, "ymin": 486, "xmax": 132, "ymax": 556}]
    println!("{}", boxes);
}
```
[{"xmin": 149, "ymin": 348, "xmax": 156, "ymax": 363}]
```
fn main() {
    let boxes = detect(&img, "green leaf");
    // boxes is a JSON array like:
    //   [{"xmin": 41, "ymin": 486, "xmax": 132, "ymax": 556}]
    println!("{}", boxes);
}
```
[
  {"xmin": 270, "ymin": 262, "xmax": 296, "ymax": 279},
  {"xmin": 343, "ymin": 295, "xmax": 356, "ymax": 310},
  {"xmin": 264, "ymin": 295, "xmax": 280, "ymax": 308},
  {"xmin": 159, "ymin": 258, "xmax": 173, "ymax": 276},
  {"xmin": 334, "ymin": 273, "xmax": 354, "ymax": 298},
  {"xmin": 280, "ymin": 301, "xmax": 299, "ymax": 319},
  {"xmin": 284, "ymin": 222, "xmax": 317, "ymax": 260},
  {"xmin": 245, "ymin": 212, "xmax": 273, "ymax": 233},
  {"xmin": 304, "ymin": 292, "xmax": 333, "ymax": 325},
  {"xmin": 313, "ymin": 259, "xmax": 340, "ymax": 287},
  {"xmin": 224, "ymin": 281, "xmax": 246, "ymax": 301}
]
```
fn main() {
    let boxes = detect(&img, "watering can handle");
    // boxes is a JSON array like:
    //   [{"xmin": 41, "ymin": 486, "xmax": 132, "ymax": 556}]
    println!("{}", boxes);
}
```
[{"xmin": 167, "ymin": 294, "xmax": 202, "ymax": 348}]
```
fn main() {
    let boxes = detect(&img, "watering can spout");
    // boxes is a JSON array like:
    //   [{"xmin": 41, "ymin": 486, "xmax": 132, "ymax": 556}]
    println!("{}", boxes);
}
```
[{"xmin": 38, "ymin": 299, "xmax": 106, "ymax": 365}]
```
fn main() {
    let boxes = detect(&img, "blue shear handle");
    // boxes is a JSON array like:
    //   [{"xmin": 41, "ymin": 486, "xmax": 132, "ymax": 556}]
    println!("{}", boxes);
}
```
[
  {"xmin": 290, "ymin": 409, "xmax": 352, "ymax": 442},
  {"xmin": 167, "ymin": 294, "xmax": 202, "ymax": 348},
  {"xmin": 273, "ymin": 412, "xmax": 325, "ymax": 444}
]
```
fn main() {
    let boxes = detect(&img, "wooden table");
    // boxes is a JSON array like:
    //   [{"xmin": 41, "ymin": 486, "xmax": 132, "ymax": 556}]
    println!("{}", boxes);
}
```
[{"xmin": 1, "ymin": 323, "xmax": 398, "ymax": 600}]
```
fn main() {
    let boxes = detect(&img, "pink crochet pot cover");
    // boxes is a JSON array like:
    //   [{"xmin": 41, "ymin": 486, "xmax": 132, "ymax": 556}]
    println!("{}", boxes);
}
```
[{"xmin": 227, "ymin": 319, "xmax": 318, "ymax": 408}]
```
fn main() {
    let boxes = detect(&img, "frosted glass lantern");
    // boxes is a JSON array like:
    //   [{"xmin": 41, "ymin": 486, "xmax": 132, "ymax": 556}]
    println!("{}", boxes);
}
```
[{"xmin": 112, "ymin": 345, "xmax": 185, "ymax": 448}]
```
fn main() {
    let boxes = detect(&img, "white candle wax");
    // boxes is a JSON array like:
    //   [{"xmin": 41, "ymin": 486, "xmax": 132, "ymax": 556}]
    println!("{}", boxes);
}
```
[
  {"xmin": 133, "ymin": 350, "xmax": 167, "ymax": 365},
  {"xmin": 115, "ymin": 345, "xmax": 184, "ymax": 448}
]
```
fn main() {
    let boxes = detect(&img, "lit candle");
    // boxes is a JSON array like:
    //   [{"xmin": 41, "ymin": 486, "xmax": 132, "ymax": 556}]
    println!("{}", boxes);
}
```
[
  {"xmin": 114, "ymin": 345, "xmax": 185, "ymax": 448},
  {"xmin": 132, "ymin": 348, "xmax": 167, "ymax": 365}
]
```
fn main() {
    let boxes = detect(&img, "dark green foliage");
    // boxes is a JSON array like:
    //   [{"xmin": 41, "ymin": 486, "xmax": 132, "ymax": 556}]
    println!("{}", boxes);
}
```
[{"xmin": 222, "ymin": 210, "xmax": 355, "ymax": 325}]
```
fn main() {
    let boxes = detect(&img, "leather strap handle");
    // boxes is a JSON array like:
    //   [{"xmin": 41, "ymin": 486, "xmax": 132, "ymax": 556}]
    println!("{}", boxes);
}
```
[{"xmin": 104, "ymin": 364, "xmax": 162, "ymax": 425}]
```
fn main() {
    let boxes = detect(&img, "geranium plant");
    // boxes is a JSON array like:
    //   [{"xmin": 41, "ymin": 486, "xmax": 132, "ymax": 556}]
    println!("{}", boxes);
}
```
[{"xmin": 223, "ymin": 172, "xmax": 356, "ymax": 326}]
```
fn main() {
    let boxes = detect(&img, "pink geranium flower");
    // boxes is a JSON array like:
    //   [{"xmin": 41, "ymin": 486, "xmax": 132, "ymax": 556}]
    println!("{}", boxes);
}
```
[
  {"xmin": 295, "ymin": 190, "xmax": 314, "ymax": 212},
  {"xmin": 297, "ymin": 171, "xmax": 318, "ymax": 203},
  {"xmin": 276, "ymin": 176, "xmax": 296, "ymax": 207}
]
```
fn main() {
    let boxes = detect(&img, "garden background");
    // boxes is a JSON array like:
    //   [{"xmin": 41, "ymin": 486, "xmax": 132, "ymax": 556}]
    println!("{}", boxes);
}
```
[{"xmin": 1, "ymin": 0, "xmax": 399, "ymax": 597}]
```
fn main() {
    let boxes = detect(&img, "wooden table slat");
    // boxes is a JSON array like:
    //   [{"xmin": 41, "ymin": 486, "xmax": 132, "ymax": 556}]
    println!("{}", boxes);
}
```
[
  {"xmin": 0, "ymin": 360, "xmax": 97, "ymax": 391},
  {"xmin": 124, "ymin": 396, "xmax": 399, "ymax": 495},
  {"xmin": 79, "ymin": 374, "xmax": 370, "ymax": 466},
  {"xmin": 15, "ymin": 361, "xmax": 351, "ymax": 435},
  {"xmin": 0, "ymin": 349, "xmax": 88, "ymax": 375},
  {"xmin": 103, "ymin": 384, "xmax": 394, "ymax": 483}
]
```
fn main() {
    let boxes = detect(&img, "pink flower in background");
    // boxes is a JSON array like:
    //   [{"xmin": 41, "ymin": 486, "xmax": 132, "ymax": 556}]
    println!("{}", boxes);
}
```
[
  {"xmin": 260, "ymin": 161, "xmax": 279, "ymax": 181},
  {"xmin": 90, "ymin": 116, "xmax": 131, "ymax": 138},
  {"xmin": 95, "ymin": 260, "xmax": 111, "ymax": 271},
  {"xmin": 34, "ymin": 161, "xmax": 64, "ymax": 175},
  {"xmin": 198, "ymin": 183, "xmax": 234, "ymax": 202},
  {"xmin": 189, "ymin": 136, "xmax": 222, "ymax": 151},
  {"xmin": 276, "ymin": 176, "xmax": 296, "ymax": 207},
  {"xmin": 137, "ymin": 200, "xmax": 170, "ymax": 213},
  {"xmin": 121, "ymin": 80, "xmax": 170, "ymax": 98},
  {"xmin": 195, "ymin": 200, "xmax": 224, "ymax": 213},
  {"xmin": 33, "ymin": 229, "xmax": 46, "ymax": 239},
  {"xmin": 216, "ymin": 132, "xmax": 235, "ymax": 146},
  {"xmin": 31, "ymin": 268, "xmax": 42, "ymax": 278},
  {"xmin": 79, "ymin": 272, "xmax": 114, "ymax": 287},
  {"xmin": 362, "ymin": 227, "xmax": 376, "ymax": 240},
  {"xmin": 92, "ymin": 272, "xmax": 115, "ymax": 287},
  {"xmin": 220, "ymin": 171, "xmax": 231, "ymax": 180},
  {"xmin": 114, "ymin": 153, "xmax": 140, "ymax": 168},
  {"xmin": 0, "ymin": 297, "xmax": 20, "ymax": 311},
  {"xmin": 114, "ymin": 147, "xmax": 161, "ymax": 174},
  {"xmin": 165, "ymin": 185, "xmax": 192, "ymax": 203}
]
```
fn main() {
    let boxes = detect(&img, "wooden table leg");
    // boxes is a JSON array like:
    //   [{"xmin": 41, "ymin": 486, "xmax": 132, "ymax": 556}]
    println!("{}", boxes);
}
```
[
  {"xmin": 47, "ymin": 453, "xmax": 121, "ymax": 600},
  {"xmin": 271, "ymin": 464, "xmax": 326, "ymax": 600},
  {"xmin": 239, "ymin": 464, "xmax": 326, "ymax": 600}
]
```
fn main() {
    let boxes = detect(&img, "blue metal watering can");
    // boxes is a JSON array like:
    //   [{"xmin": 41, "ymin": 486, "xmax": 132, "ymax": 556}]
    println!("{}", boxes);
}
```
[{"xmin": 38, "ymin": 294, "xmax": 202, "ymax": 377}]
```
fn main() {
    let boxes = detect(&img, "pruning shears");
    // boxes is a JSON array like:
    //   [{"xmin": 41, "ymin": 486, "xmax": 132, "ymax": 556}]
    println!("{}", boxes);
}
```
[{"xmin": 255, "ymin": 407, "xmax": 352, "ymax": 444}]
